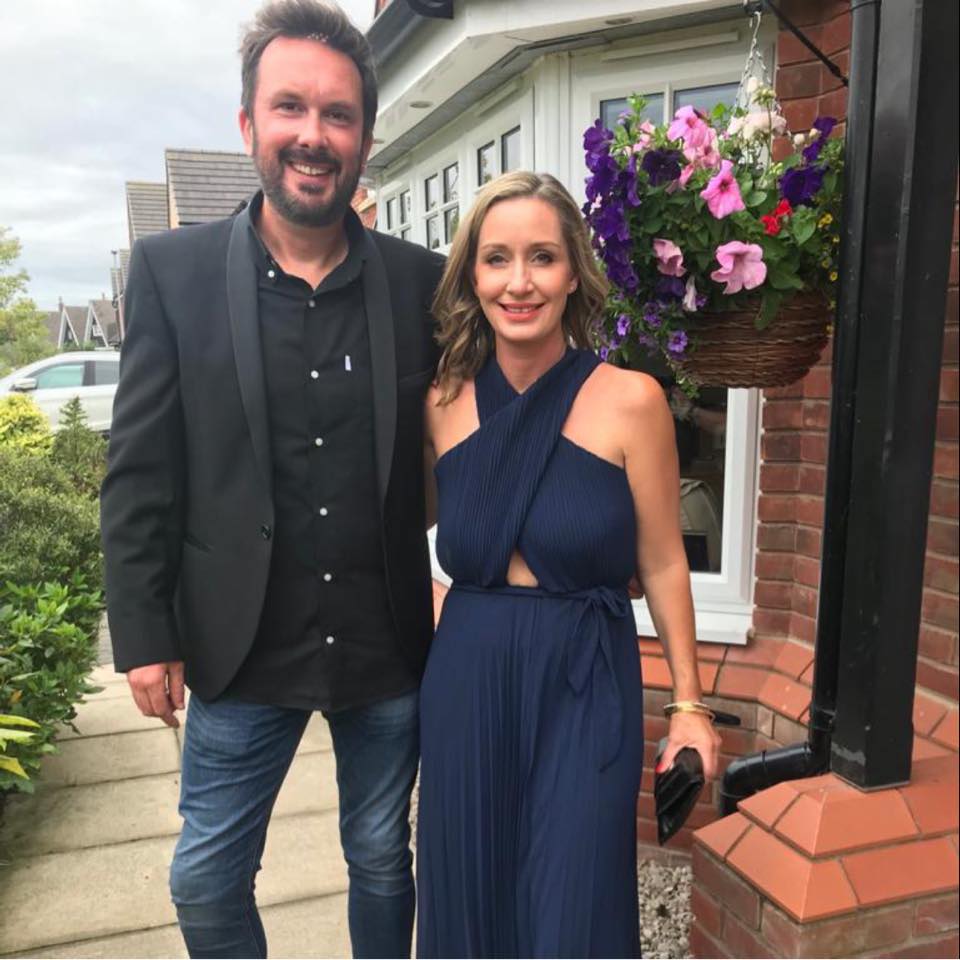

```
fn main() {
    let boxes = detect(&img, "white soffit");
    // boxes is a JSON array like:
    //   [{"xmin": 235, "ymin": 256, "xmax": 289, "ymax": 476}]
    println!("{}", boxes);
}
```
[{"xmin": 370, "ymin": 0, "xmax": 733, "ymax": 166}]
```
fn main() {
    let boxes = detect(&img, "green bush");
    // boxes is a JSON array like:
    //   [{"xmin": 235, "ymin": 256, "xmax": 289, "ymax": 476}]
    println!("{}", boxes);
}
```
[
  {"xmin": 0, "ymin": 393, "xmax": 51, "ymax": 454},
  {"xmin": 0, "ymin": 447, "xmax": 102, "ymax": 592},
  {"xmin": 0, "ymin": 579, "xmax": 102, "ymax": 794},
  {"xmin": 50, "ymin": 397, "xmax": 107, "ymax": 499}
]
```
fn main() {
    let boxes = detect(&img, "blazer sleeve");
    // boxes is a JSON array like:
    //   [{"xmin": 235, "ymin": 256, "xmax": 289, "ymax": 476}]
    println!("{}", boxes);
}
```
[{"xmin": 100, "ymin": 240, "xmax": 185, "ymax": 672}]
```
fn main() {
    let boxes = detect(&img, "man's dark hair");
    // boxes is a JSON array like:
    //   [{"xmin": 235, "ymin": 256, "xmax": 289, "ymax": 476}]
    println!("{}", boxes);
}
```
[{"xmin": 239, "ymin": 0, "xmax": 378, "ymax": 138}]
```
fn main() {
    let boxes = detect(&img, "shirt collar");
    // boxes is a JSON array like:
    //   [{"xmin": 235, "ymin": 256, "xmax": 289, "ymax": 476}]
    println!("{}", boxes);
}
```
[{"xmin": 242, "ymin": 190, "xmax": 367, "ymax": 286}]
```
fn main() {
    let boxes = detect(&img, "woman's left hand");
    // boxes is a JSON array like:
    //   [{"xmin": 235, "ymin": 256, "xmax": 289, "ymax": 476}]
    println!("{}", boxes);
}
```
[{"xmin": 657, "ymin": 710, "xmax": 722, "ymax": 780}]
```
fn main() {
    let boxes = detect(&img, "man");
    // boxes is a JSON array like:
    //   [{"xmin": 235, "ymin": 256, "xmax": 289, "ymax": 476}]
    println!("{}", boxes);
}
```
[{"xmin": 100, "ymin": 2, "xmax": 444, "ymax": 956}]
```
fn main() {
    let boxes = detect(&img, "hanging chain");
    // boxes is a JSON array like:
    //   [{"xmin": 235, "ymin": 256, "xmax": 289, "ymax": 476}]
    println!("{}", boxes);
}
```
[{"xmin": 737, "ymin": 10, "xmax": 771, "ymax": 109}]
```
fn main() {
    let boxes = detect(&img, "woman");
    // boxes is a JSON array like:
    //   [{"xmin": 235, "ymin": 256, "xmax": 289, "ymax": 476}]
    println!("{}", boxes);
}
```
[{"xmin": 417, "ymin": 171, "xmax": 720, "ymax": 958}]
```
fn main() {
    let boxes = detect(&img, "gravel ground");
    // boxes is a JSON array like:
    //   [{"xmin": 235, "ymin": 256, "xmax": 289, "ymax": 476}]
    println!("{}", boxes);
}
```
[
  {"xmin": 411, "ymin": 779, "xmax": 694, "ymax": 958},
  {"xmin": 638, "ymin": 859, "xmax": 693, "ymax": 958}
]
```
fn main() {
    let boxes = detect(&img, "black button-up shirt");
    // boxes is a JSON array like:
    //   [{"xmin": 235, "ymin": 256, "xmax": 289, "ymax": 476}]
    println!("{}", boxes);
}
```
[{"xmin": 225, "ymin": 194, "xmax": 417, "ymax": 713}]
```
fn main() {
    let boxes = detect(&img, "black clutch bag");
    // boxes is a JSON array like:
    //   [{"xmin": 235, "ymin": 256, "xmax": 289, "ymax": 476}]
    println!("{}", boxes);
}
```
[{"xmin": 654, "ymin": 737, "xmax": 705, "ymax": 845}]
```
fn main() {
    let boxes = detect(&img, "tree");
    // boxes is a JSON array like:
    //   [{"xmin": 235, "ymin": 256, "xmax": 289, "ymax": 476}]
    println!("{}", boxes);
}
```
[{"xmin": 0, "ymin": 227, "xmax": 55, "ymax": 377}]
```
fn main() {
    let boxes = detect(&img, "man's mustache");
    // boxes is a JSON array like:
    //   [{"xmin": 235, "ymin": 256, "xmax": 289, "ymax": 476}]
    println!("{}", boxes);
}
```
[{"xmin": 279, "ymin": 148, "xmax": 341, "ymax": 171}]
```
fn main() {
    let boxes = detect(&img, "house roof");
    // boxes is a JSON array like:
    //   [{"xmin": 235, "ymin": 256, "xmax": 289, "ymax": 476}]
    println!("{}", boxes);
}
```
[
  {"xmin": 43, "ymin": 311, "xmax": 61, "ymax": 345},
  {"xmin": 126, "ymin": 181, "xmax": 169, "ymax": 248},
  {"xmin": 89, "ymin": 299, "xmax": 120, "ymax": 345},
  {"xmin": 165, "ymin": 149, "xmax": 260, "ymax": 225},
  {"xmin": 63, "ymin": 305, "xmax": 87, "ymax": 342}
]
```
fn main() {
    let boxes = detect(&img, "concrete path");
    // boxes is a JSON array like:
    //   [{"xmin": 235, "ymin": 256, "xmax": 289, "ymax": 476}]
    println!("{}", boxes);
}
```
[{"xmin": 0, "ymin": 665, "xmax": 351, "ymax": 958}]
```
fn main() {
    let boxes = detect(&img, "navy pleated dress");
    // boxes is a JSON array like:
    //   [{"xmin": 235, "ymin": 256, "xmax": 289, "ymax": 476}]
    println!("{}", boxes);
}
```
[{"xmin": 417, "ymin": 348, "xmax": 644, "ymax": 958}]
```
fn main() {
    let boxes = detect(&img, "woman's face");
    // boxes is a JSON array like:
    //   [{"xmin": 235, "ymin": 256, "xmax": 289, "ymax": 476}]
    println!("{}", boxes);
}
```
[{"xmin": 472, "ymin": 197, "xmax": 578, "ymax": 348}]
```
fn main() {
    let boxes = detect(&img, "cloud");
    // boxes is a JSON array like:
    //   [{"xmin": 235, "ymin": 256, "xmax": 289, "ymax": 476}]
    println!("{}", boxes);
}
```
[{"xmin": 0, "ymin": 0, "xmax": 374, "ymax": 309}]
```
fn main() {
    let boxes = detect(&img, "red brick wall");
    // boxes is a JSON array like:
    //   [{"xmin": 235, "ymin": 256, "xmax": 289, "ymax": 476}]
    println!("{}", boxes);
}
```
[{"xmin": 752, "ymin": 0, "xmax": 959, "ymax": 749}]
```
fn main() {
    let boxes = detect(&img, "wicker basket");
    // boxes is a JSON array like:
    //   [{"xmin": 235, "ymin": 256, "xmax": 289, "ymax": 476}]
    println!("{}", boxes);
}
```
[{"xmin": 670, "ymin": 293, "xmax": 831, "ymax": 389}]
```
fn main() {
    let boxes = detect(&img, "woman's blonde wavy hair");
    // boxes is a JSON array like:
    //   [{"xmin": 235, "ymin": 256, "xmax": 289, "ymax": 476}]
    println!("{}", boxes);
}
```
[{"xmin": 433, "ymin": 171, "xmax": 609, "ymax": 403}]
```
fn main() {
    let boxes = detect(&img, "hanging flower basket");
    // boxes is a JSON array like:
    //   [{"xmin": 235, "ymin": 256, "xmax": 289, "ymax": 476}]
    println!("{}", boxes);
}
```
[
  {"xmin": 581, "ymin": 21, "xmax": 844, "ymax": 392},
  {"xmin": 669, "ymin": 292, "xmax": 831, "ymax": 388}
]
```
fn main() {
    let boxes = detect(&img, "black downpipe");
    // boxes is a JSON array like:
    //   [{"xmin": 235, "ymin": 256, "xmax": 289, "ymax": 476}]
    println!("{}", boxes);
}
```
[{"xmin": 719, "ymin": 0, "xmax": 881, "ymax": 816}]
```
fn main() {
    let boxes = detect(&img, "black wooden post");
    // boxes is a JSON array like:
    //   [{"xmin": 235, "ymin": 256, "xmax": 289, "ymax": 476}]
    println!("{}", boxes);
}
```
[{"xmin": 830, "ymin": 0, "xmax": 959, "ymax": 788}]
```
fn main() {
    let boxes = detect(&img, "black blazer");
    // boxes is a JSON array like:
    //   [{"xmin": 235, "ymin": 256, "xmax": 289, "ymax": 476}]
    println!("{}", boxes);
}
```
[{"xmin": 101, "ymin": 207, "xmax": 445, "ymax": 699}]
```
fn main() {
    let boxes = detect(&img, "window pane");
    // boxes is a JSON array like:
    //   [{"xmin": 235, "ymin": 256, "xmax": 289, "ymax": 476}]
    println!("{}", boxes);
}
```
[
  {"xmin": 443, "ymin": 163, "xmax": 459, "ymax": 203},
  {"xmin": 624, "ymin": 353, "xmax": 727, "ymax": 573},
  {"xmin": 94, "ymin": 360, "xmax": 119, "ymax": 385},
  {"xmin": 425, "ymin": 174, "xmax": 440, "ymax": 211},
  {"xmin": 401, "ymin": 227, "xmax": 411, "ymax": 242},
  {"xmin": 477, "ymin": 141, "xmax": 495, "ymax": 186},
  {"xmin": 674, "ymin": 82, "xmax": 739, "ymax": 117},
  {"xmin": 600, "ymin": 93, "xmax": 664, "ymax": 130},
  {"xmin": 34, "ymin": 363, "xmax": 84, "ymax": 389},
  {"xmin": 386, "ymin": 197, "xmax": 397, "ymax": 231},
  {"xmin": 426, "ymin": 215, "xmax": 440, "ymax": 250},
  {"xmin": 400, "ymin": 190, "xmax": 411, "ymax": 224},
  {"xmin": 501, "ymin": 126, "xmax": 521, "ymax": 173},
  {"xmin": 444, "ymin": 207, "xmax": 460, "ymax": 244}
]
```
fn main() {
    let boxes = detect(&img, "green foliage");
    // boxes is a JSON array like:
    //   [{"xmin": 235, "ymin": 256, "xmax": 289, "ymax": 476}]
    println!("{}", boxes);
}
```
[
  {"xmin": 0, "ymin": 714, "xmax": 40, "ymax": 780},
  {"xmin": 0, "ymin": 393, "xmax": 52, "ymax": 454},
  {"xmin": 0, "ymin": 446, "xmax": 102, "ymax": 591},
  {"xmin": 51, "ymin": 397, "xmax": 108, "ymax": 498},
  {"xmin": 0, "ymin": 227, "xmax": 55, "ymax": 377},
  {"xmin": 0, "ymin": 579, "xmax": 102, "ymax": 793}
]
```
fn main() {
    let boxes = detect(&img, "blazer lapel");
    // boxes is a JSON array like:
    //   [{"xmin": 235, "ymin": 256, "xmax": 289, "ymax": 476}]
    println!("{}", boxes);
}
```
[
  {"xmin": 226, "ymin": 209, "xmax": 273, "ymax": 497},
  {"xmin": 362, "ymin": 232, "xmax": 397, "ymax": 507}
]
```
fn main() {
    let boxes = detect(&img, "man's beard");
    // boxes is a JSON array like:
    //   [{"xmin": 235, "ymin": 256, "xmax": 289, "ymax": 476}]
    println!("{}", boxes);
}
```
[{"xmin": 251, "ymin": 131, "xmax": 362, "ymax": 228}]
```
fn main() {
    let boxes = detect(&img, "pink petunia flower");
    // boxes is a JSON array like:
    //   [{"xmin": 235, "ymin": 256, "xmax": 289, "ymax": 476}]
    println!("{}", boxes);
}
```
[
  {"xmin": 652, "ymin": 238, "xmax": 686, "ymax": 277},
  {"xmin": 667, "ymin": 106, "xmax": 711, "ymax": 149},
  {"xmin": 679, "ymin": 129, "xmax": 721, "ymax": 186},
  {"xmin": 630, "ymin": 120, "xmax": 657, "ymax": 152},
  {"xmin": 710, "ymin": 241, "xmax": 767, "ymax": 294},
  {"xmin": 700, "ymin": 160, "xmax": 746, "ymax": 219}
]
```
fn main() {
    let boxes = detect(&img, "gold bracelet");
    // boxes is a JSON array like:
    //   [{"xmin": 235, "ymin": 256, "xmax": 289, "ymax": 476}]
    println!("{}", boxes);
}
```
[{"xmin": 664, "ymin": 700, "xmax": 715, "ymax": 721}]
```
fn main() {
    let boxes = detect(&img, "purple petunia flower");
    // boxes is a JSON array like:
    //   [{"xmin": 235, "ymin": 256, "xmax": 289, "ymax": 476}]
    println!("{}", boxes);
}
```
[
  {"xmin": 592, "ymin": 204, "xmax": 630, "ymax": 243},
  {"xmin": 641, "ymin": 148, "xmax": 684, "ymax": 186},
  {"xmin": 667, "ymin": 330, "xmax": 689, "ymax": 355},
  {"xmin": 584, "ymin": 120, "xmax": 614, "ymax": 164},
  {"xmin": 802, "ymin": 116, "xmax": 837, "ymax": 164},
  {"xmin": 656, "ymin": 275, "xmax": 686, "ymax": 302},
  {"xmin": 616, "ymin": 314, "xmax": 631, "ymax": 337},
  {"xmin": 642, "ymin": 301, "xmax": 662, "ymax": 328},
  {"xmin": 599, "ymin": 345, "xmax": 611, "ymax": 361},
  {"xmin": 780, "ymin": 165, "xmax": 825, "ymax": 206},
  {"xmin": 622, "ymin": 153, "xmax": 641, "ymax": 207}
]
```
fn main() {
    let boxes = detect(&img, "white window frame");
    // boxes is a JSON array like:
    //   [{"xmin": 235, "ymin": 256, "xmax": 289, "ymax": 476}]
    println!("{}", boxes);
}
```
[
  {"xmin": 378, "ymin": 179, "xmax": 413, "ymax": 241},
  {"xmin": 564, "ymin": 31, "xmax": 776, "ymax": 643}
]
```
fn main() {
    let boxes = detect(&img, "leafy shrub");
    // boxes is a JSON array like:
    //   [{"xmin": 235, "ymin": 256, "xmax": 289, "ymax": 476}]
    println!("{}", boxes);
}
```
[
  {"xmin": 0, "ymin": 447, "xmax": 102, "ymax": 591},
  {"xmin": 0, "ymin": 714, "xmax": 40, "ymax": 781},
  {"xmin": 0, "ymin": 579, "xmax": 102, "ymax": 794},
  {"xmin": 0, "ymin": 393, "xmax": 51, "ymax": 454},
  {"xmin": 50, "ymin": 396, "xmax": 107, "ymax": 499}
]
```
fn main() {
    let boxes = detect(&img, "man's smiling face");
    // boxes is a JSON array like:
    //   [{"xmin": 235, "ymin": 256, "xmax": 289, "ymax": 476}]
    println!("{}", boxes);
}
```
[{"xmin": 240, "ymin": 36, "xmax": 371, "ymax": 228}]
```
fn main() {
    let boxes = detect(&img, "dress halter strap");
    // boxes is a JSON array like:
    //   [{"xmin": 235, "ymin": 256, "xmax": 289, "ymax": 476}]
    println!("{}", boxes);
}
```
[{"xmin": 462, "ymin": 349, "xmax": 600, "ymax": 585}]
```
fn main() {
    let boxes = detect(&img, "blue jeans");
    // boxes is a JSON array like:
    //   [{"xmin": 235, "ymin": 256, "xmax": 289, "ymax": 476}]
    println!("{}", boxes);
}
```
[{"xmin": 169, "ymin": 691, "xmax": 419, "ymax": 959}]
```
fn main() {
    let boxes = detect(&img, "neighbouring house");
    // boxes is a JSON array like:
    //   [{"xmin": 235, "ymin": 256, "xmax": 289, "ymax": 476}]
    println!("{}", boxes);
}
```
[
  {"xmin": 85, "ymin": 298, "xmax": 122, "ymax": 348},
  {"xmin": 367, "ymin": 1, "xmax": 958, "ymax": 956},
  {"xmin": 164, "ymin": 148, "xmax": 262, "ymax": 227},
  {"xmin": 43, "ymin": 301, "xmax": 89, "ymax": 349}
]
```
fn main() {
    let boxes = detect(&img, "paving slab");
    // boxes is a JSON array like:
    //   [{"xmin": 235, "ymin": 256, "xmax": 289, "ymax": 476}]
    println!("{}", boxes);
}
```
[
  {"xmin": 273, "ymin": 750, "xmax": 340, "ymax": 819},
  {"xmin": 298, "ymin": 712, "xmax": 334, "ymax": 755},
  {"xmin": 87, "ymin": 664, "xmax": 126, "ymax": 687},
  {"xmin": 6, "ymin": 893, "xmax": 351, "ymax": 959},
  {"xmin": 1, "ymin": 773, "xmax": 182, "ymax": 858},
  {"xmin": 40, "ymin": 728, "xmax": 181, "ymax": 787},
  {"xmin": 0, "ymin": 811, "xmax": 346, "ymax": 955},
  {"xmin": 56, "ymin": 694, "xmax": 168, "ymax": 740}
]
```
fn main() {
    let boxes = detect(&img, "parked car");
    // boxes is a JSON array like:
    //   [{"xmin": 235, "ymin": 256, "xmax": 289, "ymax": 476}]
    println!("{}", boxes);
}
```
[{"xmin": 0, "ymin": 351, "xmax": 120, "ymax": 434}]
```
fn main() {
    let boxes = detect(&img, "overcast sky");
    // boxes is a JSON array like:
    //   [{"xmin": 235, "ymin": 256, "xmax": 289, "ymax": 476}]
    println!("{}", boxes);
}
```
[{"xmin": 0, "ymin": 0, "xmax": 375, "ymax": 311}]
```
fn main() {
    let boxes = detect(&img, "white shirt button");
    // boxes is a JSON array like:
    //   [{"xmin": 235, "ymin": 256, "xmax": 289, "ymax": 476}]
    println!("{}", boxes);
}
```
[
  {"xmin": 325, "ymin": 635, "xmax": 335, "ymax": 645},
  {"xmin": 267, "ymin": 269, "xmax": 276, "ymax": 279},
  {"xmin": 314, "ymin": 437, "xmax": 324, "ymax": 447},
  {"xmin": 308, "ymin": 299, "xmax": 316, "ymax": 308},
  {"xmin": 323, "ymin": 573, "xmax": 333, "ymax": 582},
  {"xmin": 310, "ymin": 369, "xmax": 319, "ymax": 380},
  {"xmin": 318, "ymin": 506, "xmax": 328, "ymax": 517}
]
